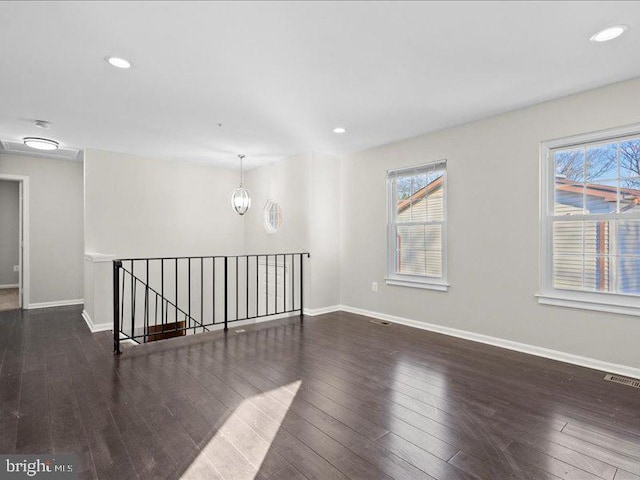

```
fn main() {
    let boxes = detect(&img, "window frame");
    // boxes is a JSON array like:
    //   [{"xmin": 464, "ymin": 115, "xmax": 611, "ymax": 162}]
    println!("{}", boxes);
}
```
[
  {"xmin": 385, "ymin": 159, "xmax": 449, "ymax": 291},
  {"xmin": 539, "ymin": 123, "xmax": 640, "ymax": 316},
  {"xmin": 263, "ymin": 200, "xmax": 282, "ymax": 233}
]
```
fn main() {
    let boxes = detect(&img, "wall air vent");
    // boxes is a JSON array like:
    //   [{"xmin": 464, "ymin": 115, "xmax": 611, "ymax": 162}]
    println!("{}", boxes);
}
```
[
  {"xmin": 604, "ymin": 374, "xmax": 640, "ymax": 389},
  {"xmin": 0, "ymin": 139, "xmax": 82, "ymax": 161}
]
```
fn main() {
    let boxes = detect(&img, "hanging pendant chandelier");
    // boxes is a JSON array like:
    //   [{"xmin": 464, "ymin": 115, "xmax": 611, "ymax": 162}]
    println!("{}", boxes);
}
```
[{"xmin": 231, "ymin": 154, "xmax": 252, "ymax": 215}]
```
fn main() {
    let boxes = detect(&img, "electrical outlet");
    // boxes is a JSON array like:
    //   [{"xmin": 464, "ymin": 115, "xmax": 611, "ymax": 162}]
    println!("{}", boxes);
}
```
[
  {"xmin": 372, "ymin": 282, "xmax": 378, "ymax": 292},
  {"xmin": 13, "ymin": 265, "xmax": 19, "ymax": 272}
]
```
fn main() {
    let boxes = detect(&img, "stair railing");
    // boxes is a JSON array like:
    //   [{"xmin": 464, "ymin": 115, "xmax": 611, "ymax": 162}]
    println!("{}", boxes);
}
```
[{"xmin": 113, "ymin": 253, "xmax": 309, "ymax": 354}]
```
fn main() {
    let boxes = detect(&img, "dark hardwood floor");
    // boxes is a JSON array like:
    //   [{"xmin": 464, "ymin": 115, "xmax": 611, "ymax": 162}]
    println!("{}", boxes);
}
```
[{"xmin": 1, "ymin": 306, "xmax": 639, "ymax": 480}]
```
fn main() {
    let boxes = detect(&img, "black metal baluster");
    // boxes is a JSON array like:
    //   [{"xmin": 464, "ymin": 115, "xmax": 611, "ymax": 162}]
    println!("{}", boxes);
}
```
[
  {"xmin": 161, "ymin": 259, "xmax": 164, "ymax": 330},
  {"xmin": 201, "ymin": 257, "xmax": 204, "ymax": 332},
  {"xmin": 132, "ymin": 279, "xmax": 138, "ymax": 340},
  {"xmin": 266, "ymin": 255, "xmax": 269, "ymax": 315},
  {"xmin": 188, "ymin": 257, "xmax": 191, "ymax": 334},
  {"xmin": 275, "ymin": 254, "xmax": 278, "ymax": 314},
  {"xmin": 299, "ymin": 254, "xmax": 304, "ymax": 320},
  {"xmin": 255, "ymin": 256, "xmax": 258, "ymax": 318},
  {"xmin": 291, "ymin": 253, "xmax": 295, "ymax": 312},
  {"xmin": 212, "ymin": 257, "xmax": 216, "ymax": 324},
  {"xmin": 224, "ymin": 257, "xmax": 228, "ymax": 330},
  {"xmin": 245, "ymin": 256, "xmax": 249, "ymax": 320},
  {"xmin": 236, "ymin": 256, "xmax": 239, "ymax": 321},
  {"xmin": 175, "ymin": 258, "xmax": 178, "ymax": 329},
  {"xmin": 131, "ymin": 260, "xmax": 135, "ymax": 339},
  {"xmin": 284, "ymin": 254, "xmax": 287, "ymax": 313},
  {"xmin": 113, "ymin": 260, "xmax": 121, "ymax": 354},
  {"xmin": 120, "ymin": 268, "xmax": 125, "ymax": 331},
  {"xmin": 145, "ymin": 259, "xmax": 149, "ymax": 343}
]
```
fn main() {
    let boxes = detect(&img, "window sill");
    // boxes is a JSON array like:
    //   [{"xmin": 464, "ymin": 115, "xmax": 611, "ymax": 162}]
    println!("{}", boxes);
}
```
[
  {"xmin": 385, "ymin": 278, "xmax": 449, "ymax": 291},
  {"xmin": 536, "ymin": 292, "xmax": 640, "ymax": 317}
]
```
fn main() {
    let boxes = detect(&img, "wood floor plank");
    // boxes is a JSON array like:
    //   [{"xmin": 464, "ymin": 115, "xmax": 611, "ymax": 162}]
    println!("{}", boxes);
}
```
[
  {"xmin": 198, "ymin": 318, "xmax": 636, "ymax": 480},
  {"xmin": 0, "ymin": 373, "xmax": 21, "ymax": 429},
  {"xmin": 0, "ymin": 418, "xmax": 17, "ymax": 453},
  {"xmin": 616, "ymin": 469, "xmax": 640, "ymax": 480},
  {"xmin": 506, "ymin": 441, "xmax": 609, "ymax": 480},
  {"xmin": 86, "ymin": 422, "xmax": 139, "ymax": 480},
  {"xmin": 265, "ymin": 463, "xmax": 308, "ymax": 480},
  {"xmin": 376, "ymin": 432, "xmax": 476, "ymax": 480},
  {"xmin": 487, "ymin": 411, "xmax": 640, "ymax": 477},
  {"xmin": 171, "ymin": 347, "xmax": 351, "ymax": 480},
  {"xmin": 231, "ymin": 398, "xmax": 350, "ymax": 480},
  {"xmin": 305, "ymin": 316, "xmax": 640, "ymax": 424},
  {"xmin": 486, "ymin": 418, "xmax": 618, "ymax": 480},
  {"xmin": 216, "ymin": 411, "xmax": 291, "ymax": 476},
  {"xmin": 176, "ymin": 335, "xmax": 440, "ymax": 480},
  {"xmin": 15, "ymin": 369, "xmax": 52, "ymax": 454},
  {"xmin": 2, "ymin": 306, "xmax": 639, "ymax": 480},
  {"xmin": 187, "ymin": 345, "xmax": 395, "ymax": 480},
  {"xmin": 562, "ymin": 423, "xmax": 640, "ymax": 460},
  {"xmin": 448, "ymin": 449, "xmax": 562, "ymax": 480},
  {"xmin": 47, "ymin": 379, "xmax": 96, "ymax": 479},
  {"xmin": 219, "ymin": 329, "xmax": 510, "ymax": 463}
]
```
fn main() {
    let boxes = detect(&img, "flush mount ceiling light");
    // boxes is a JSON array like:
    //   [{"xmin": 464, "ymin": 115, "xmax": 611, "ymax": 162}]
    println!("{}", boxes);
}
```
[
  {"xmin": 590, "ymin": 25, "xmax": 627, "ymax": 42},
  {"xmin": 333, "ymin": 127, "xmax": 346, "ymax": 134},
  {"xmin": 105, "ymin": 56, "xmax": 131, "ymax": 69},
  {"xmin": 231, "ymin": 154, "xmax": 252, "ymax": 215},
  {"xmin": 23, "ymin": 137, "xmax": 59, "ymax": 151}
]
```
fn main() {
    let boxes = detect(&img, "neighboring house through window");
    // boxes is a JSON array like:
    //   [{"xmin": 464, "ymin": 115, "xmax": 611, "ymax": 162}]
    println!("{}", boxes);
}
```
[
  {"xmin": 539, "ymin": 126, "xmax": 640, "ymax": 315},
  {"xmin": 386, "ymin": 160, "xmax": 448, "ymax": 291}
]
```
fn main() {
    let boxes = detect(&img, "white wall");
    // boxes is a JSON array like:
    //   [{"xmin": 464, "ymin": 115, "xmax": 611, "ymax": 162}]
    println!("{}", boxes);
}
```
[
  {"xmin": 0, "ymin": 154, "xmax": 84, "ymax": 304},
  {"xmin": 84, "ymin": 149, "xmax": 244, "ymax": 257},
  {"xmin": 244, "ymin": 153, "xmax": 311, "ymax": 255},
  {"xmin": 340, "ymin": 77, "xmax": 640, "ymax": 370},
  {"xmin": 308, "ymin": 152, "xmax": 341, "ymax": 310},
  {"xmin": 83, "ymin": 149, "xmax": 247, "ymax": 329},
  {"xmin": 244, "ymin": 152, "xmax": 341, "ymax": 310},
  {"xmin": 0, "ymin": 180, "xmax": 19, "ymax": 286}
]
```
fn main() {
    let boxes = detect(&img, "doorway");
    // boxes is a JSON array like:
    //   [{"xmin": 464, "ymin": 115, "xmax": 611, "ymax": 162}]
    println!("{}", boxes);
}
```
[{"xmin": 0, "ymin": 174, "xmax": 29, "ymax": 310}]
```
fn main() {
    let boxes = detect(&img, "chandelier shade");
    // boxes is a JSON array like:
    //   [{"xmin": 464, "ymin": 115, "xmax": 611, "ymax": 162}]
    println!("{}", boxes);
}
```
[
  {"xmin": 231, "ymin": 187, "xmax": 252, "ymax": 215},
  {"xmin": 231, "ymin": 154, "xmax": 252, "ymax": 215}
]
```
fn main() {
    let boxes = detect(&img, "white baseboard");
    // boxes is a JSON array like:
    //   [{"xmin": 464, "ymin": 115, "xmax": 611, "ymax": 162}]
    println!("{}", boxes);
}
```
[
  {"xmin": 303, "ymin": 305, "xmax": 342, "ymax": 316},
  {"xmin": 27, "ymin": 299, "xmax": 84, "ymax": 310},
  {"xmin": 82, "ymin": 310, "xmax": 112, "ymax": 333},
  {"xmin": 0, "ymin": 284, "xmax": 19, "ymax": 290},
  {"xmin": 340, "ymin": 305, "xmax": 640, "ymax": 380}
]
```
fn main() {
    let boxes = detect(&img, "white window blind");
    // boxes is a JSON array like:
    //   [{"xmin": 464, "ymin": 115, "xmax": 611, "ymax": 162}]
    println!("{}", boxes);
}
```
[{"xmin": 386, "ymin": 160, "xmax": 447, "ymax": 290}]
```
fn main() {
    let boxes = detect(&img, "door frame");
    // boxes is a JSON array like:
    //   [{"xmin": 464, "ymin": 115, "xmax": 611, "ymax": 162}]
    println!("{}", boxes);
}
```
[{"xmin": 0, "ymin": 173, "xmax": 29, "ymax": 308}]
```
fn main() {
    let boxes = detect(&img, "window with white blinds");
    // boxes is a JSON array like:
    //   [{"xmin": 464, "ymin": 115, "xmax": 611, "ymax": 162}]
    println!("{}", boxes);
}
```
[
  {"xmin": 386, "ymin": 160, "xmax": 448, "ymax": 290},
  {"xmin": 540, "ymin": 127, "xmax": 640, "ymax": 315}
]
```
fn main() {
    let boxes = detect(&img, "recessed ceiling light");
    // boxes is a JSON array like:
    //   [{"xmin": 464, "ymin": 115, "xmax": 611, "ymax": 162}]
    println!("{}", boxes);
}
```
[
  {"xmin": 23, "ymin": 137, "xmax": 59, "ymax": 151},
  {"xmin": 333, "ymin": 127, "xmax": 346, "ymax": 134},
  {"xmin": 590, "ymin": 25, "xmax": 627, "ymax": 42},
  {"xmin": 105, "ymin": 56, "xmax": 131, "ymax": 69}
]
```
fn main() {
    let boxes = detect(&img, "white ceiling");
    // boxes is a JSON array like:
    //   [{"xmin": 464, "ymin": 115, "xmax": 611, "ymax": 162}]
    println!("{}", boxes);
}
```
[{"xmin": 0, "ymin": 1, "xmax": 639, "ymax": 169}]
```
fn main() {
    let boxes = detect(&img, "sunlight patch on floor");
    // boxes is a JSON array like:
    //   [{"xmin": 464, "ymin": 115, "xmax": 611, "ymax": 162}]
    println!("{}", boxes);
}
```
[{"xmin": 181, "ymin": 380, "xmax": 302, "ymax": 480}]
